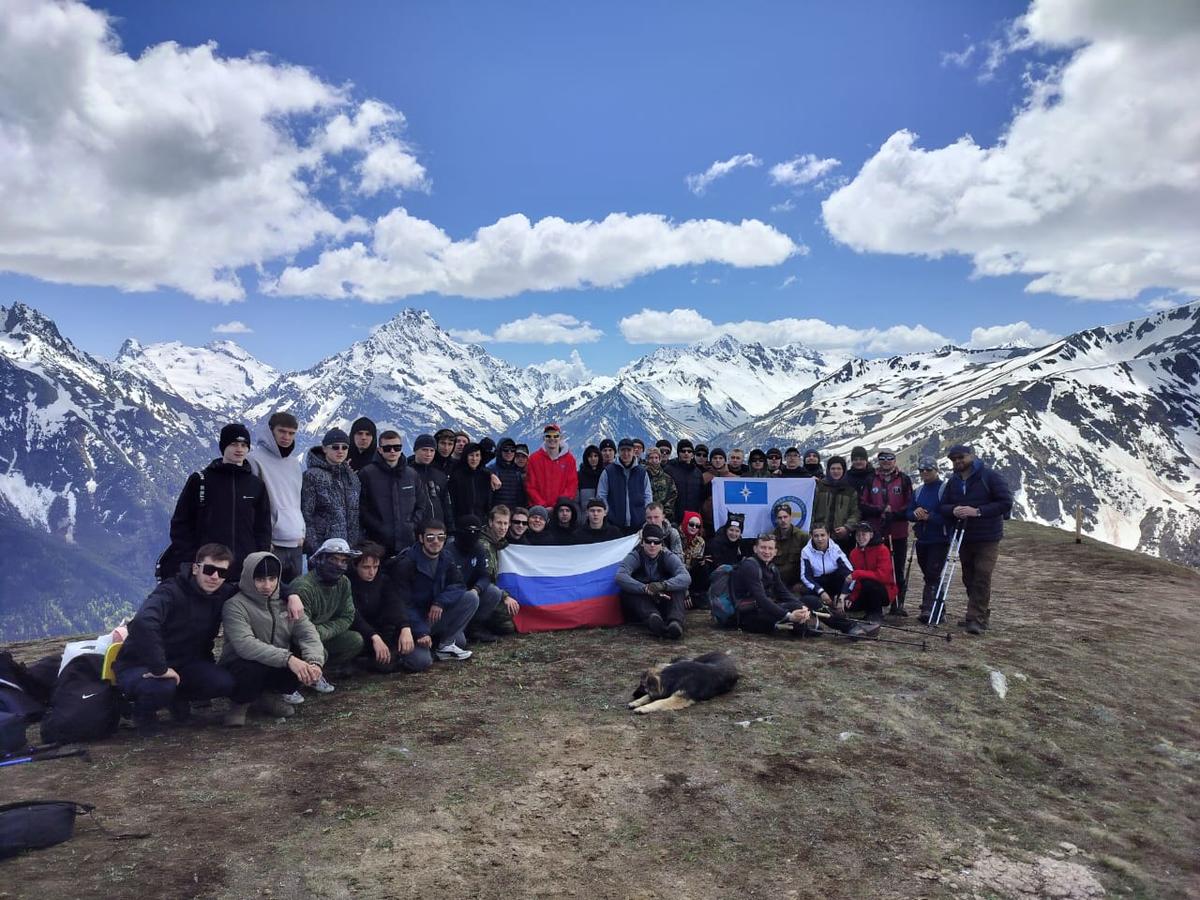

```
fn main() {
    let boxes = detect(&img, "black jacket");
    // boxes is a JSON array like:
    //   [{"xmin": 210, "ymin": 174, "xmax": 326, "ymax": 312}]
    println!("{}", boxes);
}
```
[
  {"xmin": 448, "ymin": 464, "xmax": 494, "ymax": 523},
  {"xmin": 115, "ymin": 566, "xmax": 239, "ymax": 676},
  {"xmin": 731, "ymin": 556, "xmax": 799, "ymax": 621},
  {"xmin": 166, "ymin": 459, "xmax": 272, "ymax": 574},
  {"xmin": 665, "ymin": 459, "xmax": 704, "ymax": 525},
  {"xmin": 444, "ymin": 536, "xmax": 491, "ymax": 592},
  {"xmin": 409, "ymin": 458, "xmax": 452, "ymax": 526},
  {"xmin": 577, "ymin": 446, "xmax": 603, "ymax": 492},
  {"xmin": 492, "ymin": 458, "xmax": 526, "ymax": 510},
  {"xmin": 347, "ymin": 417, "xmax": 377, "ymax": 473},
  {"xmin": 705, "ymin": 533, "xmax": 745, "ymax": 569},
  {"xmin": 547, "ymin": 498, "xmax": 581, "ymax": 545},
  {"xmin": 349, "ymin": 568, "xmax": 414, "ymax": 641},
  {"xmin": 574, "ymin": 521, "xmax": 623, "ymax": 544},
  {"xmin": 358, "ymin": 454, "xmax": 431, "ymax": 556}
]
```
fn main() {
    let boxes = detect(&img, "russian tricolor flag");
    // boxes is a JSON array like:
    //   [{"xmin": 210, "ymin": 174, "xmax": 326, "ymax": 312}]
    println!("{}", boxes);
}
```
[{"xmin": 497, "ymin": 534, "xmax": 640, "ymax": 633}]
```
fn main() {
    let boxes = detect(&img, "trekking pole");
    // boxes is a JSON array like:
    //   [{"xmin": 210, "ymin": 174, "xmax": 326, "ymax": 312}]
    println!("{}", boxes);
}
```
[
  {"xmin": 928, "ymin": 527, "xmax": 964, "ymax": 627},
  {"xmin": 899, "ymin": 538, "xmax": 916, "ymax": 605},
  {"xmin": 876, "ymin": 620, "xmax": 952, "ymax": 642},
  {"xmin": 822, "ymin": 629, "xmax": 928, "ymax": 650}
]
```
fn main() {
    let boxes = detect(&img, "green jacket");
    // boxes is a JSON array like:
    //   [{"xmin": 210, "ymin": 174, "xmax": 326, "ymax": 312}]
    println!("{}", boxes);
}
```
[
  {"xmin": 772, "ymin": 525, "xmax": 810, "ymax": 587},
  {"xmin": 646, "ymin": 466, "xmax": 678, "ymax": 520},
  {"xmin": 481, "ymin": 531, "xmax": 511, "ymax": 601},
  {"xmin": 291, "ymin": 571, "xmax": 356, "ymax": 642},
  {"xmin": 811, "ymin": 477, "xmax": 861, "ymax": 534},
  {"xmin": 220, "ymin": 551, "xmax": 325, "ymax": 668}
]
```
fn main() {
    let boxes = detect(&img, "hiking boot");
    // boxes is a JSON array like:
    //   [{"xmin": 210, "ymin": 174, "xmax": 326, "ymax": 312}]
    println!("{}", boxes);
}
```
[
  {"xmin": 169, "ymin": 698, "xmax": 192, "ymax": 723},
  {"xmin": 646, "ymin": 613, "xmax": 666, "ymax": 637},
  {"xmin": 965, "ymin": 620, "xmax": 987, "ymax": 636},
  {"xmin": 224, "ymin": 703, "xmax": 250, "ymax": 727},
  {"xmin": 665, "ymin": 620, "xmax": 684, "ymax": 640},
  {"xmin": 468, "ymin": 628, "xmax": 499, "ymax": 644},
  {"xmin": 132, "ymin": 712, "xmax": 164, "ymax": 736},
  {"xmin": 918, "ymin": 611, "xmax": 931, "ymax": 625},
  {"xmin": 312, "ymin": 675, "xmax": 336, "ymax": 694},
  {"xmin": 847, "ymin": 622, "xmax": 881, "ymax": 640},
  {"xmin": 281, "ymin": 690, "xmax": 304, "ymax": 705},
  {"xmin": 888, "ymin": 603, "xmax": 910, "ymax": 618},
  {"xmin": 865, "ymin": 610, "xmax": 884, "ymax": 624},
  {"xmin": 434, "ymin": 643, "xmax": 473, "ymax": 661},
  {"xmin": 253, "ymin": 694, "xmax": 296, "ymax": 718}
]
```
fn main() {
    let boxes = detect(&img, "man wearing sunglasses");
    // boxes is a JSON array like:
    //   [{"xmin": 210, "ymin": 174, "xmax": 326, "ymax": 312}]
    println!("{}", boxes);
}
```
[
  {"xmin": 615, "ymin": 524, "xmax": 692, "ymax": 640},
  {"xmin": 859, "ymin": 448, "xmax": 914, "ymax": 615},
  {"xmin": 665, "ymin": 439, "xmax": 704, "ymax": 528},
  {"xmin": 388, "ymin": 520, "xmax": 478, "ymax": 661},
  {"xmin": 526, "ymin": 423, "xmax": 578, "ymax": 509},
  {"xmin": 359, "ymin": 430, "xmax": 430, "ymax": 559},
  {"xmin": 115, "ymin": 543, "xmax": 241, "ymax": 732},
  {"xmin": 302, "ymin": 427, "xmax": 361, "ymax": 556},
  {"xmin": 164, "ymin": 423, "xmax": 272, "ymax": 581}
]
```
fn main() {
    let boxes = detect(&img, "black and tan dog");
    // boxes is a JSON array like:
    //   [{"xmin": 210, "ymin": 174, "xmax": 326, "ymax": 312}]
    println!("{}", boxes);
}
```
[{"xmin": 627, "ymin": 651, "xmax": 738, "ymax": 714}]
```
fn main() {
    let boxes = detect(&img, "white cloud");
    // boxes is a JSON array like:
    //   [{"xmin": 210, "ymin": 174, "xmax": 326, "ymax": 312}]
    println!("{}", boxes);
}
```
[
  {"xmin": 448, "ymin": 328, "xmax": 491, "ymax": 343},
  {"xmin": 1143, "ymin": 294, "xmax": 1194, "ymax": 312},
  {"xmin": 267, "ymin": 209, "xmax": 802, "ymax": 301},
  {"xmin": 618, "ymin": 307, "xmax": 951, "ymax": 354},
  {"xmin": 779, "ymin": 275, "xmax": 798, "ymax": 289},
  {"xmin": 451, "ymin": 313, "xmax": 603, "ymax": 344},
  {"xmin": 769, "ymin": 154, "xmax": 842, "ymax": 188},
  {"xmin": 686, "ymin": 153, "xmax": 762, "ymax": 196},
  {"xmin": 823, "ymin": 0, "xmax": 1200, "ymax": 302},
  {"xmin": 769, "ymin": 199, "xmax": 796, "ymax": 213},
  {"xmin": 212, "ymin": 320, "xmax": 253, "ymax": 334},
  {"xmin": 529, "ymin": 349, "xmax": 594, "ymax": 385},
  {"xmin": 941, "ymin": 43, "xmax": 977, "ymax": 68},
  {"xmin": 967, "ymin": 321, "xmax": 1060, "ymax": 348}
]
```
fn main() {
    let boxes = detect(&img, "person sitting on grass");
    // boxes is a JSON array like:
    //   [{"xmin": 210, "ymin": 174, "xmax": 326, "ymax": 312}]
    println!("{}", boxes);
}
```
[
  {"xmin": 679, "ymin": 510, "xmax": 709, "ymax": 608},
  {"xmin": 844, "ymin": 521, "xmax": 895, "ymax": 624},
  {"xmin": 615, "ymin": 524, "xmax": 692, "ymax": 640},
  {"xmin": 387, "ymin": 520, "xmax": 479, "ymax": 662},
  {"xmin": 286, "ymin": 539, "xmax": 365, "ymax": 693},
  {"xmin": 348, "ymin": 541, "xmax": 430, "ymax": 675},
  {"xmin": 730, "ymin": 533, "xmax": 814, "ymax": 636},
  {"xmin": 219, "ymin": 552, "xmax": 325, "ymax": 726}
]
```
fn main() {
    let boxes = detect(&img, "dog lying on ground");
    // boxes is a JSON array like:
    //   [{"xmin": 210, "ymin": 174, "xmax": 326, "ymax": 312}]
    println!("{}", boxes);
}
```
[{"xmin": 627, "ymin": 651, "xmax": 738, "ymax": 714}]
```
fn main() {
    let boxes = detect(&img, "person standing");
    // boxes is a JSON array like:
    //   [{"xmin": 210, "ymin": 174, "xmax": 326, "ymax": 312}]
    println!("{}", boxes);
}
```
[
  {"xmin": 665, "ymin": 440, "xmax": 704, "ymax": 528},
  {"xmin": 525, "ymin": 424, "xmax": 578, "ymax": 508},
  {"xmin": 248, "ymin": 412, "xmax": 306, "ymax": 583},
  {"xmin": 939, "ymin": 444, "xmax": 1013, "ymax": 635},
  {"xmin": 347, "ymin": 417, "xmax": 378, "ymax": 473},
  {"xmin": 448, "ymin": 442, "xmax": 494, "ymax": 522},
  {"xmin": 410, "ymin": 434, "xmax": 453, "ymax": 525},
  {"xmin": 302, "ymin": 428, "xmax": 361, "ymax": 556},
  {"xmin": 858, "ymin": 448, "xmax": 913, "ymax": 615},
  {"xmin": 597, "ymin": 438, "xmax": 653, "ymax": 534},
  {"xmin": 491, "ymin": 438, "xmax": 527, "ymax": 511},
  {"xmin": 644, "ymin": 447, "xmax": 678, "ymax": 521},
  {"xmin": 811, "ymin": 455, "xmax": 861, "ymax": 554},
  {"xmin": 358, "ymin": 430, "xmax": 430, "ymax": 559},
  {"xmin": 164, "ymin": 423, "xmax": 272, "ymax": 578},
  {"xmin": 576, "ymin": 445, "xmax": 604, "ymax": 507},
  {"xmin": 907, "ymin": 455, "xmax": 952, "ymax": 623}
]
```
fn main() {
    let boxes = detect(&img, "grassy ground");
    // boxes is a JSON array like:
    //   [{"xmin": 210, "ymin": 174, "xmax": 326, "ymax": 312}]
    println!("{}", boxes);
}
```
[{"xmin": 2, "ymin": 521, "xmax": 1198, "ymax": 899}]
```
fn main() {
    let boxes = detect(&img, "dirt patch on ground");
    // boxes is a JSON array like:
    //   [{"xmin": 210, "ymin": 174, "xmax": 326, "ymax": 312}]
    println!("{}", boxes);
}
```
[{"xmin": 2, "ymin": 522, "xmax": 1198, "ymax": 899}]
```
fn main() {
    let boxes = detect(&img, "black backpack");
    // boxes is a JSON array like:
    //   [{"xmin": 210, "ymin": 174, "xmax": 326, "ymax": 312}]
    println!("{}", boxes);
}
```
[
  {"xmin": 155, "ymin": 470, "xmax": 207, "ymax": 580},
  {"xmin": 40, "ymin": 655, "xmax": 119, "ymax": 745}
]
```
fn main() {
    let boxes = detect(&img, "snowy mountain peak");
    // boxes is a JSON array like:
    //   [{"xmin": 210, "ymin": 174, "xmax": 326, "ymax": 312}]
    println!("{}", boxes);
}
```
[{"xmin": 115, "ymin": 338, "xmax": 278, "ymax": 416}]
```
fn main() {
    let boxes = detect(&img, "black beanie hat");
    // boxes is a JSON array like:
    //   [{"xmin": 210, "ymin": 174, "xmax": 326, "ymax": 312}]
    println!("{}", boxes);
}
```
[
  {"xmin": 220, "ymin": 423, "xmax": 251, "ymax": 452},
  {"xmin": 414, "ymin": 433, "xmax": 436, "ymax": 451},
  {"xmin": 253, "ymin": 556, "xmax": 282, "ymax": 580},
  {"xmin": 322, "ymin": 427, "xmax": 350, "ymax": 447},
  {"xmin": 851, "ymin": 445, "xmax": 869, "ymax": 461}
]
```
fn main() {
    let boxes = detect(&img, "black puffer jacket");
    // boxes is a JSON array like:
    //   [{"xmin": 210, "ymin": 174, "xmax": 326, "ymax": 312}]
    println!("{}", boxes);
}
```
[
  {"xmin": 410, "ymin": 457, "xmax": 452, "ymax": 526},
  {"xmin": 165, "ymin": 459, "xmax": 272, "ymax": 574},
  {"xmin": 448, "ymin": 462, "xmax": 494, "ymax": 522},
  {"xmin": 359, "ymin": 454, "xmax": 431, "ymax": 556},
  {"xmin": 547, "ymin": 497, "xmax": 581, "ymax": 545},
  {"xmin": 665, "ymin": 459, "xmax": 704, "ymax": 525},
  {"xmin": 492, "ymin": 457, "xmax": 526, "ymax": 510},
  {"xmin": 349, "ymin": 568, "xmax": 414, "ymax": 641}
]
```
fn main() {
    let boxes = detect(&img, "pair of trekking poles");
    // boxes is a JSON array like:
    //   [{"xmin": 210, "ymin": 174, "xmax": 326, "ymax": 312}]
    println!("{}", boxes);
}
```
[{"xmin": 899, "ymin": 525, "xmax": 964, "ymax": 628}]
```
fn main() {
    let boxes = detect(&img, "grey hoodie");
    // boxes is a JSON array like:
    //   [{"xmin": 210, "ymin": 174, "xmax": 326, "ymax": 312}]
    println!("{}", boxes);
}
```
[
  {"xmin": 248, "ymin": 422, "xmax": 306, "ymax": 547},
  {"xmin": 220, "ymin": 551, "xmax": 325, "ymax": 668}
]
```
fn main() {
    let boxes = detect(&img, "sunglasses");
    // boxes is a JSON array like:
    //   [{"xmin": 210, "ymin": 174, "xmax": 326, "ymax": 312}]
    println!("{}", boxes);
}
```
[
  {"xmin": 198, "ymin": 563, "xmax": 230, "ymax": 578},
  {"xmin": 643, "ymin": 538, "xmax": 662, "ymax": 546},
  {"xmin": 380, "ymin": 444, "xmax": 402, "ymax": 452},
  {"xmin": 678, "ymin": 449, "xmax": 693, "ymax": 454},
  {"xmin": 422, "ymin": 533, "xmax": 447, "ymax": 542},
  {"xmin": 511, "ymin": 519, "xmax": 528, "ymax": 526},
  {"xmin": 328, "ymin": 444, "xmax": 350, "ymax": 451},
  {"xmin": 879, "ymin": 455, "xmax": 896, "ymax": 461},
  {"xmin": 686, "ymin": 522, "xmax": 701, "ymax": 529},
  {"xmin": 501, "ymin": 447, "xmax": 516, "ymax": 453}
]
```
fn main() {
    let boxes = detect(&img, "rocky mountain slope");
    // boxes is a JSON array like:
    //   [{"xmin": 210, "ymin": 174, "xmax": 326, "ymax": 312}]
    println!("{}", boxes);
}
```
[{"xmin": 115, "ymin": 338, "xmax": 278, "ymax": 417}]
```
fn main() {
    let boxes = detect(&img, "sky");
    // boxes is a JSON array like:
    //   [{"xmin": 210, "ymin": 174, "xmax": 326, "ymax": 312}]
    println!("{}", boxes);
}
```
[{"xmin": 1, "ymin": 0, "xmax": 1197, "ymax": 379}]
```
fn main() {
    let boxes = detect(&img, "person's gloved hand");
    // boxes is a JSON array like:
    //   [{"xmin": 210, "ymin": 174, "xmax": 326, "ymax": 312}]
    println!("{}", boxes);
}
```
[{"xmin": 645, "ymin": 581, "xmax": 665, "ymax": 595}]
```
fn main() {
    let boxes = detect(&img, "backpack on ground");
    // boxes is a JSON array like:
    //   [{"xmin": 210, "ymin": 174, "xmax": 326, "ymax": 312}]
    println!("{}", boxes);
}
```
[
  {"xmin": 708, "ymin": 564, "xmax": 737, "ymax": 628},
  {"xmin": 0, "ymin": 801, "xmax": 95, "ymax": 859},
  {"xmin": 40, "ymin": 655, "xmax": 119, "ymax": 745}
]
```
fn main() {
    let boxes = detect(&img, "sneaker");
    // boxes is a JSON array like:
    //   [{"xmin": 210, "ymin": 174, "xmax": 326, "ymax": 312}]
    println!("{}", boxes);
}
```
[
  {"xmin": 281, "ymin": 690, "xmax": 304, "ymax": 705},
  {"xmin": 223, "ymin": 703, "xmax": 250, "ymax": 728},
  {"xmin": 646, "ymin": 613, "xmax": 666, "ymax": 637},
  {"xmin": 965, "ymin": 620, "xmax": 986, "ymax": 635},
  {"xmin": 313, "ymin": 675, "xmax": 336, "ymax": 694},
  {"xmin": 434, "ymin": 643, "xmax": 473, "ymax": 661},
  {"xmin": 664, "ymin": 620, "xmax": 684, "ymax": 640}
]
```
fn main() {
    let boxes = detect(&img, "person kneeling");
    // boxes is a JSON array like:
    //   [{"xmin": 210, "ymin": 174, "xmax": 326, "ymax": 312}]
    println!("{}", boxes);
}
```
[
  {"xmin": 219, "ymin": 553, "xmax": 326, "ymax": 725},
  {"xmin": 288, "ymin": 538, "xmax": 365, "ymax": 692},
  {"xmin": 349, "ymin": 542, "xmax": 431, "ymax": 674},
  {"xmin": 843, "ymin": 521, "xmax": 896, "ymax": 624},
  {"xmin": 388, "ymin": 520, "xmax": 479, "ymax": 662},
  {"xmin": 616, "ymin": 524, "xmax": 692, "ymax": 639}
]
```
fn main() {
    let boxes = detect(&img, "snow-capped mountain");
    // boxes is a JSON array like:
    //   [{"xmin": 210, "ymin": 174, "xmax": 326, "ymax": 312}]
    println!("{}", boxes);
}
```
[
  {"xmin": 115, "ymin": 338, "xmax": 278, "ymax": 417},
  {"xmin": 508, "ymin": 336, "xmax": 845, "ymax": 445},
  {"xmin": 243, "ymin": 309, "xmax": 563, "ymax": 442},
  {"xmin": 0, "ymin": 303, "xmax": 223, "ymax": 638},
  {"xmin": 721, "ymin": 302, "xmax": 1200, "ymax": 566}
]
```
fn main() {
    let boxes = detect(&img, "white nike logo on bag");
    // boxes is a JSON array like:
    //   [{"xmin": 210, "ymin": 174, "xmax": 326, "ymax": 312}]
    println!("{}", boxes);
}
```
[{"xmin": 82, "ymin": 693, "xmax": 98, "ymax": 699}]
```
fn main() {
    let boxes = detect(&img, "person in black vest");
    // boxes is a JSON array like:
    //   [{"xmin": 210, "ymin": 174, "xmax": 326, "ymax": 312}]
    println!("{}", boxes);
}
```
[
  {"xmin": 491, "ymin": 437, "xmax": 526, "ymax": 510},
  {"xmin": 410, "ymin": 433, "xmax": 452, "ymax": 525},
  {"xmin": 597, "ymin": 438, "xmax": 652, "ymax": 534},
  {"xmin": 665, "ymin": 439, "xmax": 704, "ymax": 527},
  {"xmin": 164, "ymin": 423, "xmax": 272, "ymax": 577},
  {"xmin": 576, "ymin": 497, "xmax": 623, "ymax": 543},
  {"xmin": 116, "ymin": 543, "xmax": 243, "ymax": 732},
  {"xmin": 358, "ymin": 430, "xmax": 431, "ymax": 559},
  {"xmin": 347, "ymin": 417, "xmax": 377, "ymax": 473}
]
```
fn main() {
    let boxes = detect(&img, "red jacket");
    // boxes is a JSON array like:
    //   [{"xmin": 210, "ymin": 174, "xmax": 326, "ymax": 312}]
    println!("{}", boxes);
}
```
[
  {"xmin": 859, "ymin": 469, "xmax": 912, "ymax": 540},
  {"xmin": 848, "ymin": 540, "xmax": 898, "ymax": 603},
  {"xmin": 525, "ymin": 447, "xmax": 579, "ymax": 508}
]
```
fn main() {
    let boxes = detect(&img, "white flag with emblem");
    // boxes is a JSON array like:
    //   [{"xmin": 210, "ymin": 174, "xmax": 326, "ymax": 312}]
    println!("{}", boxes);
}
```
[{"xmin": 711, "ymin": 477, "xmax": 816, "ymax": 535}]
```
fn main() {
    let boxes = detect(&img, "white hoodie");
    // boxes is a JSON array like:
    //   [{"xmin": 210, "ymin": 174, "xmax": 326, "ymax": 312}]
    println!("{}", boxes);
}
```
[{"xmin": 248, "ymin": 422, "xmax": 306, "ymax": 547}]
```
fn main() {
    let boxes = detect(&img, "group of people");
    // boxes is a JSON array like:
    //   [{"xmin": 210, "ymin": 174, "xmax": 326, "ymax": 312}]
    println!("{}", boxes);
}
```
[{"xmin": 118, "ymin": 415, "xmax": 1012, "ymax": 732}]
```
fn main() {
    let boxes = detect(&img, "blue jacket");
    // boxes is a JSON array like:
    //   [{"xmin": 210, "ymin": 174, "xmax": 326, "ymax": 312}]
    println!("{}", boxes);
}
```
[
  {"xmin": 907, "ymin": 479, "xmax": 952, "ymax": 544},
  {"xmin": 597, "ymin": 461, "xmax": 653, "ymax": 529},
  {"xmin": 939, "ymin": 460, "xmax": 1013, "ymax": 544},
  {"xmin": 387, "ymin": 543, "xmax": 468, "ymax": 639}
]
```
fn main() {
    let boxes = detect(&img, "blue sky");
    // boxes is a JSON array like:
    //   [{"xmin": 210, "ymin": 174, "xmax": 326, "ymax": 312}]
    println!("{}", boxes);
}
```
[{"xmin": 2, "ymin": 0, "xmax": 1196, "ymax": 376}]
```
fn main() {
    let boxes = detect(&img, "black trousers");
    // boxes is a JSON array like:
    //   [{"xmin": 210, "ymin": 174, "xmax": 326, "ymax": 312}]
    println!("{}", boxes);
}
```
[
  {"xmin": 224, "ymin": 658, "xmax": 300, "ymax": 704},
  {"xmin": 738, "ymin": 599, "xmax": 809, "ymax": 634},
  {"xmin": 915, "ymin": 542, "xmax": 949, "ymax": 612},
  {"xmin": 887, "ymin": 538, "xmax": 908, "ymax": 605},
  {"xmin": 620, "ymin": 589, "xmax": 686, "ymax": 627},
  {"xmin": 849, "ymin": 579, "xmax": 888, "ymax": 619}
]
